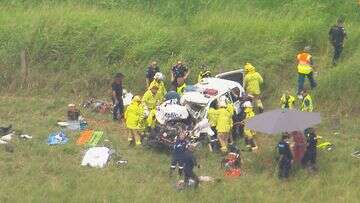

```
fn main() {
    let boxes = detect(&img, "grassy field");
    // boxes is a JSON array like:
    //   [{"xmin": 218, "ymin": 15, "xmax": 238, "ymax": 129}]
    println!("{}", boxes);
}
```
[{"xmin": 0, "ymin": 0, "xmax": 360, "ymax": 202}]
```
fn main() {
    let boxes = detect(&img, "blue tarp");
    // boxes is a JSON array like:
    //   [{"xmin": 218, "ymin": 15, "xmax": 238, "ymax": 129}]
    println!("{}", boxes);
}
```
[{"xmin": 47, "ymin": 131, "xmax": 69, "ymax": 145}]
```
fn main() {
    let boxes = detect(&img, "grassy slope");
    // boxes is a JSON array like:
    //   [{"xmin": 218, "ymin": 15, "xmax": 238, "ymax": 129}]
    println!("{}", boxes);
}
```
[{"xmin": 0, "ymin": 1, "xmax": 360, "ymax": 202}]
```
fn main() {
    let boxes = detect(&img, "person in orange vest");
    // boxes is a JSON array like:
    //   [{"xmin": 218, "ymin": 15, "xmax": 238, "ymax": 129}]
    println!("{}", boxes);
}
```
[{"xmin": 296, "ymin": 46, "xmax": 317, "ymax": 97}]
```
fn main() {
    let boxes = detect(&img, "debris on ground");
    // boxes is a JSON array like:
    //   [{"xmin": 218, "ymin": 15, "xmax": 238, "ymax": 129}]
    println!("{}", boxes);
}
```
[
  {"xmin": 351, "ymin": 150, "xmax": 360, "ymax": 159},
  {"xmin": 47, "ymin": 131, "xmax": 69, "ymax": 145}
]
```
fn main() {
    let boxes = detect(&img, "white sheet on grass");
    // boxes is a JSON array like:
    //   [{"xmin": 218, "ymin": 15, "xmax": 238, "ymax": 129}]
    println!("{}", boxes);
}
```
[{"xmin": 81, "ymin": 147, "xmax": 110, "ymax": 168}]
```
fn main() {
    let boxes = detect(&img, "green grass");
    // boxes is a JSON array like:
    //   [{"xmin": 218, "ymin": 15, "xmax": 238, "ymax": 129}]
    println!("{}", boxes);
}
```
[
  {"xmin": 0, "ymin": 0, "xmax": 360, "ymax": 202},
  {"xmin": 0, "ymin": 96, "xmax": 359, "ymax": 202}
]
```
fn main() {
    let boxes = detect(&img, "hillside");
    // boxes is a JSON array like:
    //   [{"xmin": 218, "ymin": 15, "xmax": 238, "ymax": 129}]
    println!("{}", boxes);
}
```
[{"xmin": 0, "ymin": 1, "xmax": 359, "ymax": 202}]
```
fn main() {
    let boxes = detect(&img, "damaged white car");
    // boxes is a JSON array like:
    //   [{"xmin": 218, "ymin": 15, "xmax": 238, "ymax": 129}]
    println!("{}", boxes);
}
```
[{"xmin": 144, "ymin": 69, "xmax": 245, "ymax": 150}]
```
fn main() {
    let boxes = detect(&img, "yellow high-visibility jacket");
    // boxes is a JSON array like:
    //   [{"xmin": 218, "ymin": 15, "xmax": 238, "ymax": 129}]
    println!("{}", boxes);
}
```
[
  {"xmin": 142, "ymin": 90, "xmax": 161, "ymax": 111},
  {"xmin": 301, "ymin": 94, "xmax": 313, "ymax": 112},
  {"xmin": 215, "ymin": 104, "xmax": 234, "ymax": 133},
  {"xmin": 280, "ymin": 94, "xmax": 296, "ymax": 109},
  {"xmin": 244, "ymin": 70, "xmax": 263, "ymax": 95},
  {"xmin": 149, "ymin": 80, "xmax": 167, "ymax": 100},
  {"xmin": 125, "ymin": 101, "xmax": 145, "ymax": 130}
]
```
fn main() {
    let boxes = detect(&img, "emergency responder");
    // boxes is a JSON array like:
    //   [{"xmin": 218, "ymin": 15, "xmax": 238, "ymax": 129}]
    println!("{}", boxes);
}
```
[
  {"xmin": 215, "ymin": 98, "xmax": 234, "ymax": 153},
  {"xmin": 277, "ymin": 133, "xmax": 293, "ymax": 179},
  {"xmin": 149, "ymin": 72, "xmax": 167, "ymax": 99},
  {"xmin": 171, "ymin": 61, "xmax": 190, "ymax": 90},
  {"xmin": 207, "ymin": 100, "xmax": 219, "ymax": 151},
  {"xmin": 243, "ymin": 101, "xmax": 258, "ymax": 151},
  {"xmin": 182, "ymin": 149, "xmax": 200, "ymax": 188},
  {"xmin": 146, "ymin": 61, "xmax": 160, "ymax": 87},
  {"xmin": 124, "ymin": 96, "xmax": 145, "ymax": 146},
  {"xmin": 111, "ymin": 73, "xmax": 124, "ymax": 121},
  {"xmin": 296, "ymin": 46, "xmax": 317, "ymax": 96},
  {"xmin": 301, "ymin": 128, "xmax": 318, "ymax": 171},
  {"xmin": 197, "ymin": 64, "xmax": 212, "ymax": 82},
  {"xmin": 170, "ymin": 130, "xmax": 189, "ymax": 177},
  {"xmin": 142, "ymin": 84, "xmax": 162, "ymax": 111},
  {"xmin": 176, "ymin": 77, "xmax": 187, "ymax": 96},
  {"xmin": 329, "ymin": 17, "xmax": 347, "ymax": 66},
  {"xmin": 243, "ymin": 63, "xmax": 264, "ymax": 113},
  {"xmin": 280, "ymin": 91, "xmax": 296, "ymax": 109},
  {"xmin": 300, "ymin": 89, "xmax": 313, "ymax": 112}
]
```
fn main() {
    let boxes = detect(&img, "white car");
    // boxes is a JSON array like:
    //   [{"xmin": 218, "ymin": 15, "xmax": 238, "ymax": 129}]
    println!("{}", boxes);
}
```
[{"xmin": 181, "ymin": 69, "xmax": 245, "ymax": 121}]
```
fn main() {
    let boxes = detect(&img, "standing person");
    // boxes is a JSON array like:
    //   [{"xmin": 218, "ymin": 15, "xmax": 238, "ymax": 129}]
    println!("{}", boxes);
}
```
[
  {"xmin": 142, "ymin": 84, "xmax": 161, "ymax": 111},
  {"xmin": 277, "ymin": 133, "xmax": 293, "ymax": 180},
  {"xmin": 215, "ymin": 98, "xmax": 234, "ymax": 153},
  {"xmin": 207, "ymin": 100, "xmax": 219, "ymax": 151},
  {"xmin": 171, "ymin": 61, "xmax": 190, "ymax": 90},
  {"xmin": 182, "ymin": 149, "xmax": 200, "ymax": 188},
  {"xmin": 301, "ymin": 128, "xmax": 318, "ymax": 171},
  {"xmin": 170, "ymin": 130, "xmax": 189, "ymax": 177},
  {"xmin": 111, "ymin": 73, "xmax": 124, "ymax": 121},
  {"xmin": 329, "ymin": 18, "xmax": 347, "ymax": 66},
  {"xmin": 149, "ymin": 72, "xmax": 167, "ymax": 99},
  {"xmin": 124, "ymin": 96, "xmax": 144, "ymax": 146},
  {"xmin": 146, "ymin": 61, "xmax": 160, "ymax": 87},
  {"xmin": 296, "ymin": 46, "xmax": 317, "ymax": 97},
  {"xmin": 280, "ymin": 91, "xmax": 296, "ymax": 109},
  {"xmin": 243, "ymin": 101, "xmax": 258, "ymax": 151},
  {"xmin": 243, "ymin": 63, "xmax": 264, "ymax": 113},
  {"xmin": 300, "ymin": 89, "xmax": 313, "ymax": 112}
]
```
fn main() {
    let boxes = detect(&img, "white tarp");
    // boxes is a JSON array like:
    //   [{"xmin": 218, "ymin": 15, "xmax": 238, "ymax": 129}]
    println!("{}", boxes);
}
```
[
  {"xmin": 155, "ymin": 102, "xmax": 189, "ymax": 124},
  {"xmin": 81, "ymin": 147, "xmax": 110, "ymax": 168}
]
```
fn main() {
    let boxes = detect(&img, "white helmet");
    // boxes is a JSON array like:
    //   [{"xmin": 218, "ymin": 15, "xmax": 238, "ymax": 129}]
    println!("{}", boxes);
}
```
[
  {"xmin": 154, "ymin": 72, "xmax": 164, "ymax": 80},
  {"xmin": 242, "ymin": 101, "xmax": 253, "ymax": 108}
]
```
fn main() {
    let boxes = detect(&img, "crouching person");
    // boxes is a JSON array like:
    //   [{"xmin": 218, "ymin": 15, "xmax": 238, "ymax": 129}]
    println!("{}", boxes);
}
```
[
  {"xmin": 277, "ymin": 133, "xmax": 293, "ymax": 180},
  {"xmin": 170, "ymin": 130, "xmax": 188, "ymax": 177},
  {"xmin": 124, "ymin": 96, "xmax": 145, "ymax": 146},
  {"xmin": 215, "ymin": 98, "xmax": 234, "ymax": 153}
]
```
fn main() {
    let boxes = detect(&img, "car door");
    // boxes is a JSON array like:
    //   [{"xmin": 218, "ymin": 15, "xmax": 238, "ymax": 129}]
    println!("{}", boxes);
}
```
[{"xmin": 215, "ymin": 69, "xmax": 244, "ymax": 86}]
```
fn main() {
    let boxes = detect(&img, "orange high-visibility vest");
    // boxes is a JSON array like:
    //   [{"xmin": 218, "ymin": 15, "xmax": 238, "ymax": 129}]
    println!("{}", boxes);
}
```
[
  {"xmin": 297, "ymin": 52, "xmax": 311, "ymax": 65},
  {"xmin": 297, "ymin": 52, "xmax": 312, "ymax": 74}
]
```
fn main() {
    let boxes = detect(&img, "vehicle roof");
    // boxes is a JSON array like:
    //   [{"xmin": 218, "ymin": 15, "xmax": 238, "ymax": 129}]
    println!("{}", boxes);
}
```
[{"xmin": 182, "ymin": 77, "xmax": 244, "ymax": 105}]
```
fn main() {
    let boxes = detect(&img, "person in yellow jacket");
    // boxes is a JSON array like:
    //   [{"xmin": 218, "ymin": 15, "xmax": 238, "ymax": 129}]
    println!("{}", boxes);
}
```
[
  {"xmin": 280, "ymin": 91, "xmax": 296, "ymax": 109},
  {"xmin": 149, "ymin": 72, "xmax": 167, "ymax": 100},
  {"xmin": 124, "ymin": 96, "xmax": 145, "ymax": 146},
  {"xmin": 244, "ymin": 63, "xmax": 264, "ymax": 113},
  {"xmin": 142, "ymin": 83, "xmax": 162, "ymax": 111},
  {"xmin": 197, "ymin": 65, "xmax": 212, "ymax": 82},
  {"xmin": 207, "ymin": 101, "xmax": 219, "ymax": 151},
  {"xmin": 297, "ymin": 46, "xmax": 317, "ymax": 96},
  {"xmin": 176, "ymin": 77, "xmax": 187, "ymax": 96},
  {"xmin": 300, "ymin": 89, "xmax": 314, "ymax": 112},
  {"xmin": 215, "ymin": 98, "xmax": 234, "ymax": 153},
  {"xmin": 243, "ymin": 101, "xmax": 258, "ymax": 151}
]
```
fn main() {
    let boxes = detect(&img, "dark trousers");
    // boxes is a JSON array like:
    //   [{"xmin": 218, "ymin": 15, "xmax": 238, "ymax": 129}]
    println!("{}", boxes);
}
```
[
  {"xmin": 298, "ymin": 72, "xmax": 317, "ymax": 94},
  {"xmin": 170, "ymin": 158, "xmax": 184, "ymax": 176},
  {"xmin": 113, "ymin": 99, "xmax": 124, "ymax": 120},
  {"xmin": 333, "ymin": 44, "xmax": 343, "ymax": 64},
  {"xmin": 278, "ymin": 158, "xmax": 292, "ymax": 179},
  {"xmin": 184, "ymin": 166, "xmax": 199, "ymax": 188},
  {"xmin": 301, "ymin": 150, "xmax": 316, "ymax": 167}
]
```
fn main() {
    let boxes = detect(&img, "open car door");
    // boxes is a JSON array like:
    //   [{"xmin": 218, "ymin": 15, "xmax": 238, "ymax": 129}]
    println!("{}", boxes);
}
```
[{"xmin": 215, "ymin": 69, "xmax": 244, "ymax": 87}]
